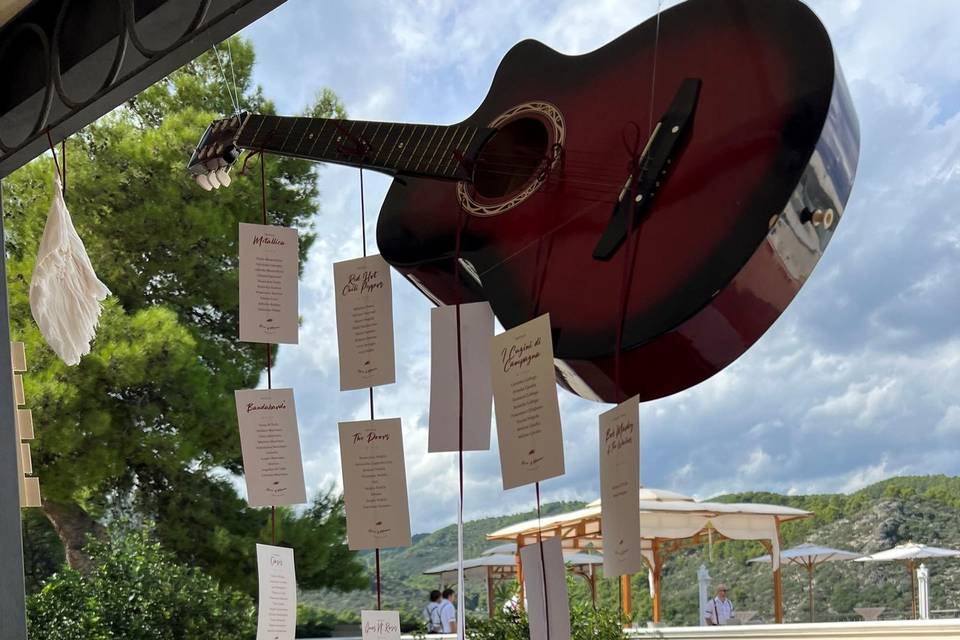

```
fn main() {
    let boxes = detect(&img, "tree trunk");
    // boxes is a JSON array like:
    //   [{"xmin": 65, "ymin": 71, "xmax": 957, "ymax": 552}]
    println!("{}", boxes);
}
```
[{"xmin": 41, "ymin": 500, "xmax": 106, "ymax": 574}]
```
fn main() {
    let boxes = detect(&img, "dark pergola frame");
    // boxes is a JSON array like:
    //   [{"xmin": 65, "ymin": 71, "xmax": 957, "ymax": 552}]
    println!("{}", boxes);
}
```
[{"xmin": 0, "ymin": 1, "xmax": 286, "ymax": 637}]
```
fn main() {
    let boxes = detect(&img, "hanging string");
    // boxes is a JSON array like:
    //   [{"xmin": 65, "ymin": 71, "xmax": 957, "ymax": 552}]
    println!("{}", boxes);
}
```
[
  {"xmin": 357, "ymin": 166, "xmax": 382, "ymax": 611},
  {"xmin": 61, "ymin": 139, "xmax": 66, "ymax": 199},
  {"xmin": 45, "ymin": 130, "xmax": 63, "ymax": 184},
  {"xmin": 451, "ymin": 202, "xmax": 467, "ymax": 639},
  {"xmin": 211, "ymin": 42, "xmax": 240, "ymax": 115},
  {"xmin": 535, "ymin": 481, "xmax": 551, "ymax": 640},
  {"xmin": 257, "ymin": 148, "xmax": 278, "ymax": 547},
  {"xmin": 610, "ymin": 1, "xmax": 664, "ymax": 620},
  {"xmin": 226, "ymin": 37, "xmax": 241, "ymax": 111}
]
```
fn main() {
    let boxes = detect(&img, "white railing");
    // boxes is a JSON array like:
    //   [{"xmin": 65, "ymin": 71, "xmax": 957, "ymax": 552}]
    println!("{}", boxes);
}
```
[
  {"xmin": 626, "ymin": 619, "xmax": 960, "ymax": 638},
  {"xmin": 303, "ymin": 618, "xmax": 960, "ymax": 640}
]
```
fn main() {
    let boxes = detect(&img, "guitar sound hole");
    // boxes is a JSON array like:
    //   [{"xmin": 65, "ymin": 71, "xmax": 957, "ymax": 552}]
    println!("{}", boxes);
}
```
[{"xmin": 473, "ymin": 117, "xmax": 549, "ymax": 199}]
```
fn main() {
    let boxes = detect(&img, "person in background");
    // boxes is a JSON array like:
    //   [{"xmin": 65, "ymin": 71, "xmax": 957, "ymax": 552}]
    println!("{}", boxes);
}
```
[
  {"xmin": 705, "ymin": 583, "xmax": 735, "ymax": 625},
  {"xmin": 422, "ymin": 590, "xmax": 443, "ymax": 633},
  {"xmin": 438, "ymin": 587, "xmax": 457, "ymax": 633}
]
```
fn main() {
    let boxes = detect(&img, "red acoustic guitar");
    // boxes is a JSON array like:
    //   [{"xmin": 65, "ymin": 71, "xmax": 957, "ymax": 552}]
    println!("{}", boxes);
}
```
[{"xmin": 189, "ymin": 0, "xmax": 859, "ymax": 403}]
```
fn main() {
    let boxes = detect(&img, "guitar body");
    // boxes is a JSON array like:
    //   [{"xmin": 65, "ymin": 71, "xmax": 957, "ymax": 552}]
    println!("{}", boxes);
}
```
[{"xmin": 376, "ymin": 0, "xmax": 859, "ymax": 403}]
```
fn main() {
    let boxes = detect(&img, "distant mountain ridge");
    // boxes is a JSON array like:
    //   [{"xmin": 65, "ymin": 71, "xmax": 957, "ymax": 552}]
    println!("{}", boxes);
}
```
[{"xmin": 304, "ymin": 475, "xmax": 960, "ymax": 625}]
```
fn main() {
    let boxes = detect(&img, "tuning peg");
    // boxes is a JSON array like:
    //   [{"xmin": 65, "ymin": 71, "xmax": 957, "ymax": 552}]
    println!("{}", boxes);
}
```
[
  {"xmin": 216, "ymin": 168, "xmax": 232, "ymax": 187},
  {"xmin": 196, "ymin": 173, "xmax": 213, "ymax": 191},
  {"xmin": 207, "ymin": 171, "xmax": 222, "ymax": 189}
]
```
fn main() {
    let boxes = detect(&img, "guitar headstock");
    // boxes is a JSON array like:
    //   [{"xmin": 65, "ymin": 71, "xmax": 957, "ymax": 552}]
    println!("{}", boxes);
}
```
[{"xmin": 187, "ymin": 112, "xmax": 247, "ymax": 190}]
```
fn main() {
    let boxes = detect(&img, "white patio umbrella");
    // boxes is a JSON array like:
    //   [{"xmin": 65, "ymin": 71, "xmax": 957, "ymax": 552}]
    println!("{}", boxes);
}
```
[
  {"xmin": 855, "ymin": 542, "xmax": 960, "ymax": 619},
  {"xmin": 749, "ymin": 542, "xmax": 861, "ymax": 622}
]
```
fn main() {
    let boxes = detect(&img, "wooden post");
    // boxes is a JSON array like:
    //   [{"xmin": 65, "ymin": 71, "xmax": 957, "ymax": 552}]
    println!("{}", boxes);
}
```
[
  {"xmin": 486, "ymin": 565, "xmax": 495, "ymax": 618},
  {"xmin": 908, "ymin": 560, "xmax": 918, "ymax": 620},
  {"xmin": 516, "ymin": 545, "xmax": 525, "ymax": 611},
  {"xmin": 774, "ymin": 565, "xmax": 783, "ymax": 623},
  {"xmin": 589, "ymin": 564, "xmax": 597, "ymax": 607},
  {"xmin": 620, "ymin": 574, "xmax": 632, "ymax": 618},
  {"xmin": 807, "ymin": 562, "xmax": 815, "ymax": 623}
]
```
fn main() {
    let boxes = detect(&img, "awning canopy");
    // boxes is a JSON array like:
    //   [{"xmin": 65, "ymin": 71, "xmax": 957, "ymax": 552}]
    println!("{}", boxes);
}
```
[
  {"xmin": 486, "ymin": 488, "xmax": 811, "ymax": 624},
  {"xmin": 487, "ymin": 491, "xmax": 810, "ymax": 570},
  {"xmin": 855, "ymin": 542, "xmax": 960, "ymax": 563},
  {"xmin": 749, "ymin": 542, "xmax": 862, "ymax": 567},
  {"xmin": 424, "ymin": 548, "xmax": 602, "ymax": 579}
]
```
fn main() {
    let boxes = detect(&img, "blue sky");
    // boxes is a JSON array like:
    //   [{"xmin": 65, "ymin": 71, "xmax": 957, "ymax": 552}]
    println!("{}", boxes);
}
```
[{"xmin": 238, "ymin": 0, "xmax": 960, "ymax": 533}]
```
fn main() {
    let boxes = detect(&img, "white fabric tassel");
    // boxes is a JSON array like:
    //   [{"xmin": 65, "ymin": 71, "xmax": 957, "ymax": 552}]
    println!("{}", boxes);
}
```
[{"xmin": 29, "ymin": 169, "xmax": 110, "ymax": 365}]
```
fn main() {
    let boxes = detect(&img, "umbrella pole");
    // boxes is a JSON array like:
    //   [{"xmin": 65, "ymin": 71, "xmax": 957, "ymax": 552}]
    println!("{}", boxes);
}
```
[{"xmin": 808, "ymin": 562, "xmax": 815, "ymax": 623}]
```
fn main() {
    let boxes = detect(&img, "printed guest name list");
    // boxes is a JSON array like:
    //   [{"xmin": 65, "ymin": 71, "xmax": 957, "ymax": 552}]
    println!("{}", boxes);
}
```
[
  {"xmin": 490, "ymin": 313, "xmax": 565, "ymax": 490},
  {"xmin": 235, "ymin": 388, "xmax": 307, "ymax": 507},
  {"xmin": 338, "ymin": 418, "xmax": 411, "ymax": 550},
  {"xmin": 599, "ymin": 395, "xmax": 644, "ymax": 577},
  {"xmin": 333, "ymin": 254, "xmax": 396, "ymax": 391},
  {"xmin": 239, "ymin": 223, "xmax": 299, "ymax": 344}
]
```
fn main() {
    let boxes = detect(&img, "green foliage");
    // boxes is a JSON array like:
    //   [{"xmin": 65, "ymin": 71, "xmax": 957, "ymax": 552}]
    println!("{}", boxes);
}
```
[
  {"xmin": 295, "ymin": 604, "xmax": 344, "ymax": 638},
  {"xmin": 27, "ymin": 525, "xmax": 256, "ymax": 640},
  {"xmin": 22, "ymin": 510, "xmax": 65, "ymax": 593},
  {"xmin": 305, "ymin": 501, "xmax": 587, "ymax": 618},
  {"xmin": 6, "ymin": 35, "xmax": 363, "ymax": 595},
  {"xmin": 309, "ymin": 477, "xmax": 960, "ymax": 626},
  {"xmin": 467, "ymin": 607, "xmax": 529, "ymax": 640},
  {"xmin": 466, "ymin": 602, "xmax": 626, "ymax": 640}
]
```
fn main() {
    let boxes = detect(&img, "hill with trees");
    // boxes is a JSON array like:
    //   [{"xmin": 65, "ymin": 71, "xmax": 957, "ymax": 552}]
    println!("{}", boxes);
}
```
[{"xmin": 303, "ymin": 475, "xmax": 960, "ymax": 628}]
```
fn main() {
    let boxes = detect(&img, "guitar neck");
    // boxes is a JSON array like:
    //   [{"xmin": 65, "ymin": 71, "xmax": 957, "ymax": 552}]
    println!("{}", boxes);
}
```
[{"xmin": 236, "ymin": 113, "xmax": 493, "ymax": 181}]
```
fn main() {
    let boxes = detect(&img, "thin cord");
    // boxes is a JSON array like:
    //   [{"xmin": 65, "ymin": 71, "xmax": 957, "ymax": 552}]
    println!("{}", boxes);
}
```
[
  {"xmin": 226, "ymin": 37, "xmax": 241, "ymax": 111},
  {"xmin": 535, "ymin": 481, "xmax": 551, "ymax": 640},
  {"xmin": 360, "ymin": 168, "xmax": 368, "ymax": 257},
  {"xmin": 358, "ymin": 165, "xmax": 382, "ymax": 611},
  {"xmin": 376, "ymin": 548, "xmax": 382, "ymax": 610},
  {"xmin": 648, "ymin": 0, "xmax": 663, "ymax": 136},
  {"xmin": 44, "ymin": 130, "xmax": 62, "ymax": 183},
  {"xmin": 452, "ymin": 204, "xmax": 467, "ymax": 640},
  {"xmin": 258, "ymin": 145, "xmax": 277, "ymax": 547},
  {"xmin": 211, "ymin": 43, "xmax": 240, "ymax": 114}
]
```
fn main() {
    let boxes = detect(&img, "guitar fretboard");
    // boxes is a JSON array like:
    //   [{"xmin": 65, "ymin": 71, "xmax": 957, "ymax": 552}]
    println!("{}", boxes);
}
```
[{"xmin": 236, "ymin": 114, "xmax": 490, "ymax": 180}]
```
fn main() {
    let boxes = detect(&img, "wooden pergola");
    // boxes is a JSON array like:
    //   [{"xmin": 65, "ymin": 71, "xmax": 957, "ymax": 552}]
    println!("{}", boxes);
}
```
[
  {"xmin": 423, "ymin": 544, "xmax": 603, "ymax": 617},
  {"xmin": 486, "ymin": 488, "xmax": 811, "ymax": 624}
]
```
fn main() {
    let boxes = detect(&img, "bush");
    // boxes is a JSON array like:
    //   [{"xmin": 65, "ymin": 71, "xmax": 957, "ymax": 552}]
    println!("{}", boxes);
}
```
[
  {"xmin": 467, "ymin": 602, "xmax": 626, "ymax": 640},
  {"xmin": 27, "ymin": 525, "xmax": 256, "ymax": 640}
]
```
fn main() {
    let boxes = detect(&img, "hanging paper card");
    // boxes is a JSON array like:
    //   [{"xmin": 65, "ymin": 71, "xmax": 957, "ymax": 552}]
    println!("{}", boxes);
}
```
[
  {"xmin": 521, "ymin": 538, "xmax": 571, "ymax": 640},
  {"xmin": 235, "ymin": 388, "xmax": 307, "ymax": 507},
  {"xmin": 361, "ymin": 610, "xmax": 401, "ymax": 640},
  {"xmin": 599, "ymin": 395, "xmax": 644, "ymax": 577},
  {"xmin": 490, "ymin": 314, "xmax": 564, "ymax": 490},
  {"xmin": 339, "ymin": 418, "xmax": 411, "ymax": 550},
  {"xmin": 428, "ymin": 302, "xmax": 494, "ymax": 452},
  {"xmin": 239, "ymin": 223, "xmax": 299, "ymax": 344},
  {"xmin": 256, "ymin": 544, "xmax": 297, "ymax": 640},
  {"xmin": 333, "ymin": 255, "xmax": 396, "ymax": 390}
]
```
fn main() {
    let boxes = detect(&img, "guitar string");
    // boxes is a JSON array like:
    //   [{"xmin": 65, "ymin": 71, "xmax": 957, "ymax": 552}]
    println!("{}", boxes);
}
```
[{"xmin": 244, "ymin": 115, "xmax": 655, "ymax": 177}]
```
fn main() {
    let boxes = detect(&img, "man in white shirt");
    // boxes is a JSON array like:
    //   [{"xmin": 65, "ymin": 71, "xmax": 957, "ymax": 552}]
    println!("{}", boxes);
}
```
[
  {"xmin": 705, "ymin": 583, "xmax": 735, "ymax": 625},
  {"xmin": 438, "ymin": 588, "xmax": 457, "ymax": 633},
  {"xmin": 422, "ymin": 590, "xmax": 443, "ymax": 633}
]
